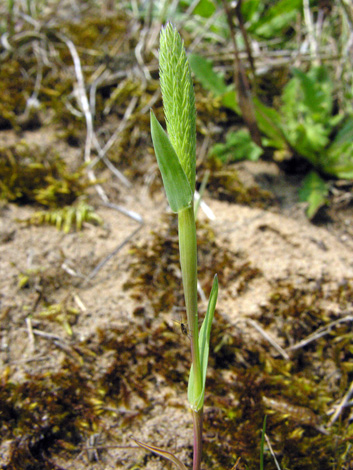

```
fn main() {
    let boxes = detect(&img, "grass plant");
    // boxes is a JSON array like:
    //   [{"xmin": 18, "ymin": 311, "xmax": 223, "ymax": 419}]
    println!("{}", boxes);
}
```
[{"xmin": 133, "ymin": 23, "xmax": 218, "ymax": 470}]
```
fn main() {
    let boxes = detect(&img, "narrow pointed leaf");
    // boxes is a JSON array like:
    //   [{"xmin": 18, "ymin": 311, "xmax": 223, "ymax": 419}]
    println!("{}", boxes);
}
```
[
  {"xmin": 199, "ymin": 274, "xmax": 218, "ymax": 376},
  {"xmin": 188, "ymin": 275, "xmax": 218, "ymax": 410},
  {"xmin": 132, "ymin": 438, "xmax": 188, "ymax": 470},
  {"xmin": 150, "ymin": 110, "xmax": 193, "ymax": 213},
  {"xmin": 260, "ymin": 416, "xmax": 267, "ymax": 470}
]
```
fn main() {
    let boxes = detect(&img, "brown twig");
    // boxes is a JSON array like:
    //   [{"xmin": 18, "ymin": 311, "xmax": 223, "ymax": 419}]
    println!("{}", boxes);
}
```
[
  {"xmin": 246, "ymin": 319, "xmax": 290, "ymax": 360},
  {"xmin": 234, "ymin": 0, "xmax": 256, "ymax": 85},
  {"xmin": 286, "ymin": 315, "xmax": 353, "ymax": 352},
  {"xmin": 221, "ymin": 0, "xmax": 262, "ymax": 147},
  {"xmin": 84, "ymin": 224, "xmax": 143, "ymax": 283}
]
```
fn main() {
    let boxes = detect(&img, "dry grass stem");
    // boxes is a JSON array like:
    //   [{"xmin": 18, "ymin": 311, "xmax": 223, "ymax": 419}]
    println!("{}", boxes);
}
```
[{"xmin": 247, "ymin": 319, "xmax": 290, "ymax": 360}]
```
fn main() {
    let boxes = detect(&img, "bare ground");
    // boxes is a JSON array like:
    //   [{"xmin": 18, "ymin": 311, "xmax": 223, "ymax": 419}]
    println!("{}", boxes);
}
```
[{"xmin": 1, "ymin": 128, "xmax": 353, "ymax": 469}]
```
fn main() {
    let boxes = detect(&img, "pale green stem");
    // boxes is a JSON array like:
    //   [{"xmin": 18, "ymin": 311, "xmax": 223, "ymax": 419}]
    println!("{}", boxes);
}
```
[
  {"xmin": 178, "ymin": 206, "xmax": 202, "ymax": 401},
  {"xmin": 178, "ymin": 205, "xmax": 203, "ymax": 470}
]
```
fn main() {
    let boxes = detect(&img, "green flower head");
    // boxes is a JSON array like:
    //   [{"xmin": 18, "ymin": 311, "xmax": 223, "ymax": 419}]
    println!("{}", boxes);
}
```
[{"xmin": 159, "ymin": 23, "xmax": 196, "ymax": 193}]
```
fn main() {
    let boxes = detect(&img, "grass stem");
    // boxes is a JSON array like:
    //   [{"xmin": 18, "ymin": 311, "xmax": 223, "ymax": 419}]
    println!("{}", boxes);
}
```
[
  {"xmin": 178, "ymin": 206, "xmax": 202, "ymax": 400},
  {"xmin": 192, "ymin": 409, "xmax": 203, "ymax": 470}
]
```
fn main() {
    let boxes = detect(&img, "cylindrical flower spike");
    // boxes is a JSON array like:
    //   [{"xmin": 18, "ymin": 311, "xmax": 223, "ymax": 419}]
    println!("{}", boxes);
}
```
[{"xmin": 159, "ymin": 23, "xmax": 197, "ymax": 193}]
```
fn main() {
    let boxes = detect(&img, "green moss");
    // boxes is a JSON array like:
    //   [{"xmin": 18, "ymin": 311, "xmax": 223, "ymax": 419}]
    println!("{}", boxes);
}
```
[
  {"xmin": 2, "ymin": 277, "xmax": 353, "ymax": 468},
  {"xmin": 64, "ymin": 14, "xmax": 131, "ymax": 53},
  {"xmin": 200, "ymin": 278, "xmax": 353, "ymax": 469},
  {"xmin": 0, "ymin": 361, "xmax": 98, "ymax": 468},
  {"xmin": 19, "ymin": 199, "xmax": 103, "ymax": 232},
  {"xmin": 0, "ymin": 58, "xmax": 36, "ymax": 130},
  {"xmin": 0, "ymin": 142, "xmax": 93, "ymax": 207},
  {"xmin": 204, "ymin": 157, "xmax": 277, "ymax": 209},
  {"xmin": 0, "ymin": 318, "xmax": 191, "ymax": 468}
]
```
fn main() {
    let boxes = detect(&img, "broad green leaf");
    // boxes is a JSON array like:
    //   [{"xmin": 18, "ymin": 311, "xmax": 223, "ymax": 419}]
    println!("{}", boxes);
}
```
[
  {"xmin": 248, "ymin": 0, "xmax": 302, "ymax": 39},
  {"xmin": 279, "ymin": 65, "xmax": 340, "ymax": 173},
  {"xmin": 132, "ymin": 438, "xmax": 187, "ymax": 470},
  {"xmin": 189, "ymin": 55, "xmax": 240, "ymax": 114},
  {"xmin": 150, "ymin": 111, "xmax": 193, "ymax": 212},
  {"xmin": 278, "ymin": 66, "xmax": 353, "ymax": 175},
  {"xmin": 324, "ymin": 143, "xmax": 353, "ymax": 179},
  {"xmin": 299, "ymin": 171, "xmax": 329, "ymax": 219},
  {"xmin": 221, "ymin": 90, "xmax": 240, "ymax": 114},
  {"xmin": 210, "ymin": 129, "xmax": 263, "ymax": 163},
  {"xmin": 193, "ymin": 0, "xmax": 216, "ymax": 18},
  {"xmin": 241, "ymin": 0, "xmax": 261, "ymax": 23},
  {"xmin": 331, "ymin": 117, "xmax": 353, "ymax": 146},
  {"xmin": 253, "ymin": 97, "xmax": 287, "ymax": 149},
  {"xmin": 281, "ymin": 67, "xmax": 334, "ymax": 151},
  {"xmin": 189, "ymin": 53, "xmax": 228, "ymax": 96},
  {"xmin": 291, "ymin": 67, "xmax": 333, "ymax": 120},
  {"xmin": 322, "ymin": 117, "xmax": 353, "ymax": 179},
  {"xmin": 287, "ymin": 121, "xmax": 329, "ymax": 162},
  {"xmin": 188, "ymin": 275, "xmax": 218, "ymax": 411}
]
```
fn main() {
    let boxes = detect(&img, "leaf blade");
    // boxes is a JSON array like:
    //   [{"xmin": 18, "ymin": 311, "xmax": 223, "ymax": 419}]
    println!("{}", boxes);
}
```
[
  {"xmin": 188, "ymin": 274, "xmax": 218, "ymax": 410},
  {"xmin": 299, "ymin": 171, "xmax": 329, "ymax": 219},
  {"xmin": 150, "ymin": 110, "xmax": 193, "ymax": 213}
]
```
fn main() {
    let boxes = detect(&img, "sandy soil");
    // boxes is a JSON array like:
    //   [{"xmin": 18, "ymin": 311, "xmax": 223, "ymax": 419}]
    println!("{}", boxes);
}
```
[{"xmin": 1, "ymin": 127, "xmax": 353, "ymax": 470}]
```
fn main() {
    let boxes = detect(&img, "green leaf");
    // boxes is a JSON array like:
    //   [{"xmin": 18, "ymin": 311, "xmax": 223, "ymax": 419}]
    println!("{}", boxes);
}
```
[
  {"xmin": 260, "ymin": 416, "xmax": 267, "ymax": 470},
  {"xmin": 150, "ymin": 111, "xmax": 193, "ymax": 212},
  {"xmin": 278, "ymin": 66, "xmax": 353, "ymax": 176},
  {"xmin": 193, "ymin": 0, "xmax": 216, "ymax": 18},
  {"xmin": 241, "ymin": 0, "xmax": 261, "ymax": 23},
  {"xmin": 189, "ymin": 53, "xmax": 228, "ymax": 96},
  {"xmin": 291, "ymin": 67, "xmax": 333, "ymax": 120},
  {"xmin": 210, "ymin": 129, "xmax": 263, "ymax": 163},
  {"xmin": 199, "ymin": 274, "xmax": 218, "ymax": 389},
  {"xmin": 299, "ymin": 171, "xmax": 329, "ymax": 219},
  {"xmin": 286, "ymin": 121, "xmax": 329, "ymax": 164},
  {"xmin": 253, "ymin": 97, "xmax": 287, "ymax": 149},
  {"xmin": 188, "ymin": 54, "xmax": 241, "ymax": 114},
  {"xmin": 248, "ymin": 0, "xmax": 302, "ymax": 39},
  {"xmin": 324, "ymin": 144, "xmax": 353, "ymax": 179},
  {"xmin": 322, "ymin": 117, "xmax": 353, "ymax": 179},
  {"xmin": 281, "ymin": 67, "xmax": 334, "ymax": 156},
  {"xmin": 221, "ymin": 90, "xmax": 240, "ymax": 114},
  {"xmin": 332, "ymin": 117, "xmax": 353, "ymax": 145},
  {"xmin": 188, "ymin": 275, "xmax": 218, "ymax": 411}
]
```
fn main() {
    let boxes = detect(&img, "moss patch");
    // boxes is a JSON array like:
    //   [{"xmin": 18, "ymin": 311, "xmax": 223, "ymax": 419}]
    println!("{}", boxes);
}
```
[
  {"xmin": 203, "ymin": 158, "xmax": 277, "ymax": 209},
  {"xmin": 0, "ymin": 142, "xmax": 93, "ymax": 207},
  {"xmin": 123, "ymin": 213, "xmax": 262, "ymax": 314}
]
